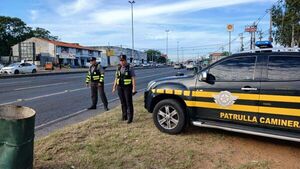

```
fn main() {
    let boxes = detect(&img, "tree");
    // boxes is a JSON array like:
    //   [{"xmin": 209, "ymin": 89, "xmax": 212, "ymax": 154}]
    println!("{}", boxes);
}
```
[
  {"xmin": 31, "ymin": 27, "xmax": 58, "ymax": 40},
  {"xmin": 0, "ymin": 16, "xmax": 32, "ymax": 56},
  {"xmin": 0, "ymin": 16, "xmax": 58, "ymax": 56},
  {"xmin": 157, "ymin": 56, "xmax": 167, "ymax": 63},
  {"xmin": 271, "ymin": 0, "xmax": 300, "ymax": 47},
  {"xmin": 145, "ymin": 49, "xmax": 161, "ymax": 62},
  {"xmin": 222, "ymin": 51, "xmax": 230, "ymax": 56}
]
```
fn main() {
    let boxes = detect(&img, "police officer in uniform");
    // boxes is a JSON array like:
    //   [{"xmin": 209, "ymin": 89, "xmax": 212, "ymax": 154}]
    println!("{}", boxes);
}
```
[
  {"xmin": 86, "ymin": 57, "xmax": 109, "ymax": 110},
  {"xmin": 112, "ymin": 55, "xmax": 136, "ymax": 123}
]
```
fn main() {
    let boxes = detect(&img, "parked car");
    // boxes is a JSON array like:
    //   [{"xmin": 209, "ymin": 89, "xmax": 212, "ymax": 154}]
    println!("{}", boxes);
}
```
[
  {"xmin": 142, "ymin": 63, "xmax": 151, "ymax": 67},
  {"xmin": 1, "ymin": 62, "xmax": 37, "ymax": 75}
]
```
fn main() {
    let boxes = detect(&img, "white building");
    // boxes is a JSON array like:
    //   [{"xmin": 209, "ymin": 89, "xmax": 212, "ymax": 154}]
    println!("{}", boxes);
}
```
[
  {"xmin": 89, "ymin": 46, "xmax": 147, "ymax": 66},
  {"xmin": 12, "ymin": 37, "xmax": 101, "ymax": 67}
]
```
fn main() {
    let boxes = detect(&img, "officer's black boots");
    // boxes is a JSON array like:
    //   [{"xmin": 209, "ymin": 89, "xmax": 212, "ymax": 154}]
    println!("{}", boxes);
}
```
[
  {"xmin": 127, "ymin": 113, "xmax": 133, "ymax": 124},
  {"xmin": 104, "ymin": 106, "xmax": 109, "ymax": 111},
  {"xmin": 88, "ymin": 106, "xmax": 96, "ymax": 110}
]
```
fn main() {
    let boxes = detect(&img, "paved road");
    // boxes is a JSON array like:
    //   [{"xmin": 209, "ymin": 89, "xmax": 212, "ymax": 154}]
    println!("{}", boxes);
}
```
[{"xmin": 0, "ymin": 67, "xmax": 190, "ymax": 131}]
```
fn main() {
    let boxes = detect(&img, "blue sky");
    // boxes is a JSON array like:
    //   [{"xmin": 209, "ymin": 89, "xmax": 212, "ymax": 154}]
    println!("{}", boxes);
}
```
[{"xmin": 1, "ymin": 0, "xmax": 277, "ymax": 61}]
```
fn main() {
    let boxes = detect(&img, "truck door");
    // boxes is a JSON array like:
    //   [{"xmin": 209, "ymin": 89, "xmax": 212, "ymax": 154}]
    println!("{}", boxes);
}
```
[
  {"xmin": 259, "ymin": 54, "xmax": 300, "ymax": 132},
  {"xmin": 190, "ymin": 55, "xmax": 262, "ymax": 126}
]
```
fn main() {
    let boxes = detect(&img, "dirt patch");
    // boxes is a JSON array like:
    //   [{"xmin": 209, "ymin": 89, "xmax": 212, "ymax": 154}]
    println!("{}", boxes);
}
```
[{"xmin": 34, "ymin": 96, "xmax": 300, "ymax": 169}]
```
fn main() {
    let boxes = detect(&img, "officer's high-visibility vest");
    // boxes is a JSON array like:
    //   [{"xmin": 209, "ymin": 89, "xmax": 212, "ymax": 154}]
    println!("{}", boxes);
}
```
[
  {"xmin": 116, "ymin": 65, "xmax": 132, "ymax": 85},
  {"xmin": 86, "ymin": 64, "xmax": 104, "ymax": 83}
]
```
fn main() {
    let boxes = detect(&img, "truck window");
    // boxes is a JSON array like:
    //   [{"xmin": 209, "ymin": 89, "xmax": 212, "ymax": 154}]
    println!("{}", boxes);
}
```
[
  {"xmin": 209, "ymin": 56, "xmax": 256, "ymax": 81},
  {"xmin": 268, "ymin": 56, "xmax": 300, "ymax": 81}
]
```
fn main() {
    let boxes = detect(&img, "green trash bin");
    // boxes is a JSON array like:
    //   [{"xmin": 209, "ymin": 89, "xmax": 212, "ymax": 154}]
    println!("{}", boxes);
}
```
[{"xmin": 0, "ymin": 105, "xmax": 35, "ymax": 169}]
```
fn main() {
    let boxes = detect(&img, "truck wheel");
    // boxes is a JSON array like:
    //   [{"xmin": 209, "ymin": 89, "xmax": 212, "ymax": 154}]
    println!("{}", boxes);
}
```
[
  {"xmin": 14, "ymin": 70, "xmax": 19, "ymax": 74},
  {"xmin": 153, "ymin": 99, "xmax": 186, "ymax": 134}
]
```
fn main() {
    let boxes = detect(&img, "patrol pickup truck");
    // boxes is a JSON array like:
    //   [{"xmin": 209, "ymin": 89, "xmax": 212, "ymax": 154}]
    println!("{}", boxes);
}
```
[{"xmin": 144, "ymin": 43, "xmax": 300, "ymax": 142}]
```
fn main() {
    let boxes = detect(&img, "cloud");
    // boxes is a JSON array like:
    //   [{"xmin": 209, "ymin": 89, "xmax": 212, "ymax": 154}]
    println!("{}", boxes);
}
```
[
  {"xmin": 29, "ymin": 10, "xmax": 38, "ymax": 21},
  {"xmin": 57, "ymin": 0, "xmax": 101, "ymax": 16},
  {"xmin": 27, "ymin": 0, "xmax": 276, "ymax": 60},
  {"xmin": 91, "ymin": 0, "xmax": 265, "ymax": 25}
]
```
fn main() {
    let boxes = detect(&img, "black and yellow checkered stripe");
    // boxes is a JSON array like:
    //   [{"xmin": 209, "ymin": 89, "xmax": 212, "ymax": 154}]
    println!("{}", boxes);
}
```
[{"xmin": 151, "ymin": 89, "xmax": 300, "ymax": 117}]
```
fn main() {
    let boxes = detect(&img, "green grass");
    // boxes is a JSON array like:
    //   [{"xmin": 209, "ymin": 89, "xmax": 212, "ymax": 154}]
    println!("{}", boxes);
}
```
[{"xmin": 34, "ymin": 96, "xmax": 289, "ymax": 169}]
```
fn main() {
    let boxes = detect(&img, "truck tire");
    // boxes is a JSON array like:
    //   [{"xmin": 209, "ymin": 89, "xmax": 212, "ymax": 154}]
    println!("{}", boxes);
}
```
[{"xmin": 153, "ymin": 99, "xmax": 186, "ymax": 134}]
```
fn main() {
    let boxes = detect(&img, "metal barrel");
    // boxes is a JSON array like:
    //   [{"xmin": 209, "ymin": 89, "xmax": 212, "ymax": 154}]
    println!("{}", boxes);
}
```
[{"xmin": 0, "ymin": 105, "xmax": 36, "ymax": 169}]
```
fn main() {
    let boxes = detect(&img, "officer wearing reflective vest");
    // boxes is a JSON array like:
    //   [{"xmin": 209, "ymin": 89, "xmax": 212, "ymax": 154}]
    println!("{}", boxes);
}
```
[
  {"xmin": 86, "ymin": 57, "xmax": 109, "ymax": 110},
  {"xmin": 112, "ymin": 55, "xmax": 136, "ymax": 123}
]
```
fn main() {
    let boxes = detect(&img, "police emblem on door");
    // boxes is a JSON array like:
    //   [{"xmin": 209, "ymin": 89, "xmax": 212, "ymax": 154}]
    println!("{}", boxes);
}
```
[{"xmin": 213, "ymin": 91, "xmax": 238, "ymax": 107}]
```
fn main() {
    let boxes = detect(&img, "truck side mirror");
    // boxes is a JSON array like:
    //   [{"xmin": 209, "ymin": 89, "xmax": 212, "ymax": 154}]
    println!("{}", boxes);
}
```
[{"xmin": 199, "ymin": 71, "xmax": 207, "ymax": 81}]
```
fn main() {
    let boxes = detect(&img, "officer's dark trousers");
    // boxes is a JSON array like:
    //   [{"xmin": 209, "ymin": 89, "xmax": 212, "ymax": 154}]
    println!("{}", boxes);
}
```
[
  {"xmin": 90, "ymin": 82, "xmax": 108, "ymax": 108},
  {"xmin": 117, "ymin": 85, "xmax": 133, "ymax": 121}
]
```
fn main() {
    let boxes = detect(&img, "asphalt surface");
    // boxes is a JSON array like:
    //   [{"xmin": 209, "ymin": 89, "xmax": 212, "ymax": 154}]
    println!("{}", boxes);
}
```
[{"xmin": 0, "ymin": 67, "xmax": 190, "ymax": 136}]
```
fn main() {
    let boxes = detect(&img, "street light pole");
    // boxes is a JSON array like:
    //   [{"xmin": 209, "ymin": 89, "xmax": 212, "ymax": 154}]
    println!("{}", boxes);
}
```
[
  {"xmin": 165, "ymin": 30, "xmax": 170, "ymax": 58},
  {"xmin": 129, "ymin": 1, "xmax": 135, "ymax": 63},
  {"xmin": 177, "ymin": 41, "xmax": 179, "ymax": 63}
]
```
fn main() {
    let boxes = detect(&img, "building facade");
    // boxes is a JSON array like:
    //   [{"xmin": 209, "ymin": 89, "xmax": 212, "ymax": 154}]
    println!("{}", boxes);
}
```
[
  {"xmin": 12, "ymin": 37, "xmax": 101, "ymax": 67},
  {"xmin": 89, "ymin": 46, "xmax": 147, "ymax": 66},
  {"xmin": 209, "ymin": 53, "xmax": 227, "ymax": 64}
]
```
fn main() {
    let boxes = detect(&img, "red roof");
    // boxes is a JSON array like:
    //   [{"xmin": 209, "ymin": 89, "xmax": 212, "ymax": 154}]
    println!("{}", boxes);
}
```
[
  {"xmin": 210, "ymin": 53, "xmax": 223, "ymax": 57},
  {"xmin": 40, "ymin": 38, "xmax": 97, "ymax": 51}
]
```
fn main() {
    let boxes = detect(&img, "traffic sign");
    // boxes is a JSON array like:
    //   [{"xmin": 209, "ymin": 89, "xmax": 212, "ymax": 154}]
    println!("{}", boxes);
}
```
[{"xmin": 227, "ymin": 24, "xmax": 234, "ymax": 32}]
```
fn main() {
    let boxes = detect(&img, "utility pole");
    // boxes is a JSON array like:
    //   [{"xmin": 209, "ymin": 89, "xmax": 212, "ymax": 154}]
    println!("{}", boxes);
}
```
[
  {"xmin": 253, "ymin": 25, "xmax": 256, "ymax": 49},
  {"xmin": 177, "ymin": 41, "xmax": 179, "ymax": 63},
  {"xmin": 181, "ymin": 47, "xmax": 184, "ymax": 63},
  {"xmin": 239, "ymin": 33, "xmax": 244, "ymax": 51},
  {"xmin": 258, "ymin": 30, "xmax": 263, "ymax": 41},
  {"xmin": 165, "ymin": 30, "xmax": 170, "ymax": 58},
  {"xmin": 291, "ymin": 16, "xmax": 295, "ymax": 47},
  {"xmin": 129, "ymin": 1, "xmax": 135, "ymax": 63},
  {"xmin": 269, "ymin": 10, "xmax": 273, "ymax": 42},
  {"xmin": 250, "ymin": 31, "xmax": 253, "ymax": 50},
  {"xmin": 229, "ymin": 31, "xmax": 231, "ymax": 54}
]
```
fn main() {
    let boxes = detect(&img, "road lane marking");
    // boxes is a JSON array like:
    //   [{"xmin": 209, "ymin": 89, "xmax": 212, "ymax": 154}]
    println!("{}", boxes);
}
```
[
  {"xmin": 14, "ymin": 82, "xmax": 68, "ymax": 91},
  {"xmin": 35, "ymin": 88, "xmax": 146, "ymax": 130},
  {"xmin": 0, "ymin": 80, "xmax": 31, "ymax": 85},
  {"xmin": 0, "ymin": 100, "xmax": 20, "ymax": 106},
  {"xmin": 1, "ymin": 71, "xmax": 182, "ymax": 105}
]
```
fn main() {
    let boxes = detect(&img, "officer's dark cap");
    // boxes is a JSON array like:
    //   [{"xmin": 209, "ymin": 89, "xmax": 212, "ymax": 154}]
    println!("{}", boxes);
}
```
[
  {"xmin": 89, "ymin": 57, "xmax": 96, "ymax": 61},
  {"xmin": 119, "ymin": 55, "xmax": 127, "ymax": 61}
]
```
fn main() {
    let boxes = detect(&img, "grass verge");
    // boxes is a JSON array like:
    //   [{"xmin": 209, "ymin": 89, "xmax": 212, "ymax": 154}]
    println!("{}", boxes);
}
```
[{"xmin": 35, "ymin": 96, "xmax": 300, "ymax": 169}]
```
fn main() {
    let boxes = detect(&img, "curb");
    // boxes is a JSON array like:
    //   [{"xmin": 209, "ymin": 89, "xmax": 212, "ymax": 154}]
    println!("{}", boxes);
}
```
[{"xmin": 0, "ymin": 66, "xmax": 169, "ymax": 79}]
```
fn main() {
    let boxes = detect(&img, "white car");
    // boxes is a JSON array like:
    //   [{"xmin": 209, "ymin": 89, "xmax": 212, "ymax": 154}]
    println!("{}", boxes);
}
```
[
  {"xmin": 1, "ymin": 62, "xmax": 37, "ymax": 75},
  {"xmin": 174, "ymin": 63, "xmax": 183, "ymax": 69},
  {"xmin": 142, "ymin": 63, "xmax": 150, "ymax": 67},
  {"xmin": 186, "ymin": 63, "xmax": 196, "ymax": 70}
]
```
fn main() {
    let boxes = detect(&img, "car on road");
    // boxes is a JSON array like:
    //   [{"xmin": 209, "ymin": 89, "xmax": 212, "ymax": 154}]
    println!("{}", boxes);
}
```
[
  {"xmin": 186, "ymin": 62, "xmax": 196, "ymax": 70},
  {"xmin": 142, "ymin": 63, "xmax": 151, "ymax": 67},
  {"xmin": 174, "ymin": 63, "xmax": 183, "ymax": 69},
  {"xmin": 144, "ymin": 45, "xmax": 300, "ymax": 142},
  {"xmin": 1, "ymin": 62, "xmax": 37, "ymax": 75}
]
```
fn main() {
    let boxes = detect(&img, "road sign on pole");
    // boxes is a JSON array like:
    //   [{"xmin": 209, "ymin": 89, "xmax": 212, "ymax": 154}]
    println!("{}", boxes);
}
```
[
  {"xmin": 227, "ymin": 24, "xmax": 234, "ymax": 32},
  {"xmin": 227, "ymin": 24, "xmax": 234, "ymax": 54}
]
